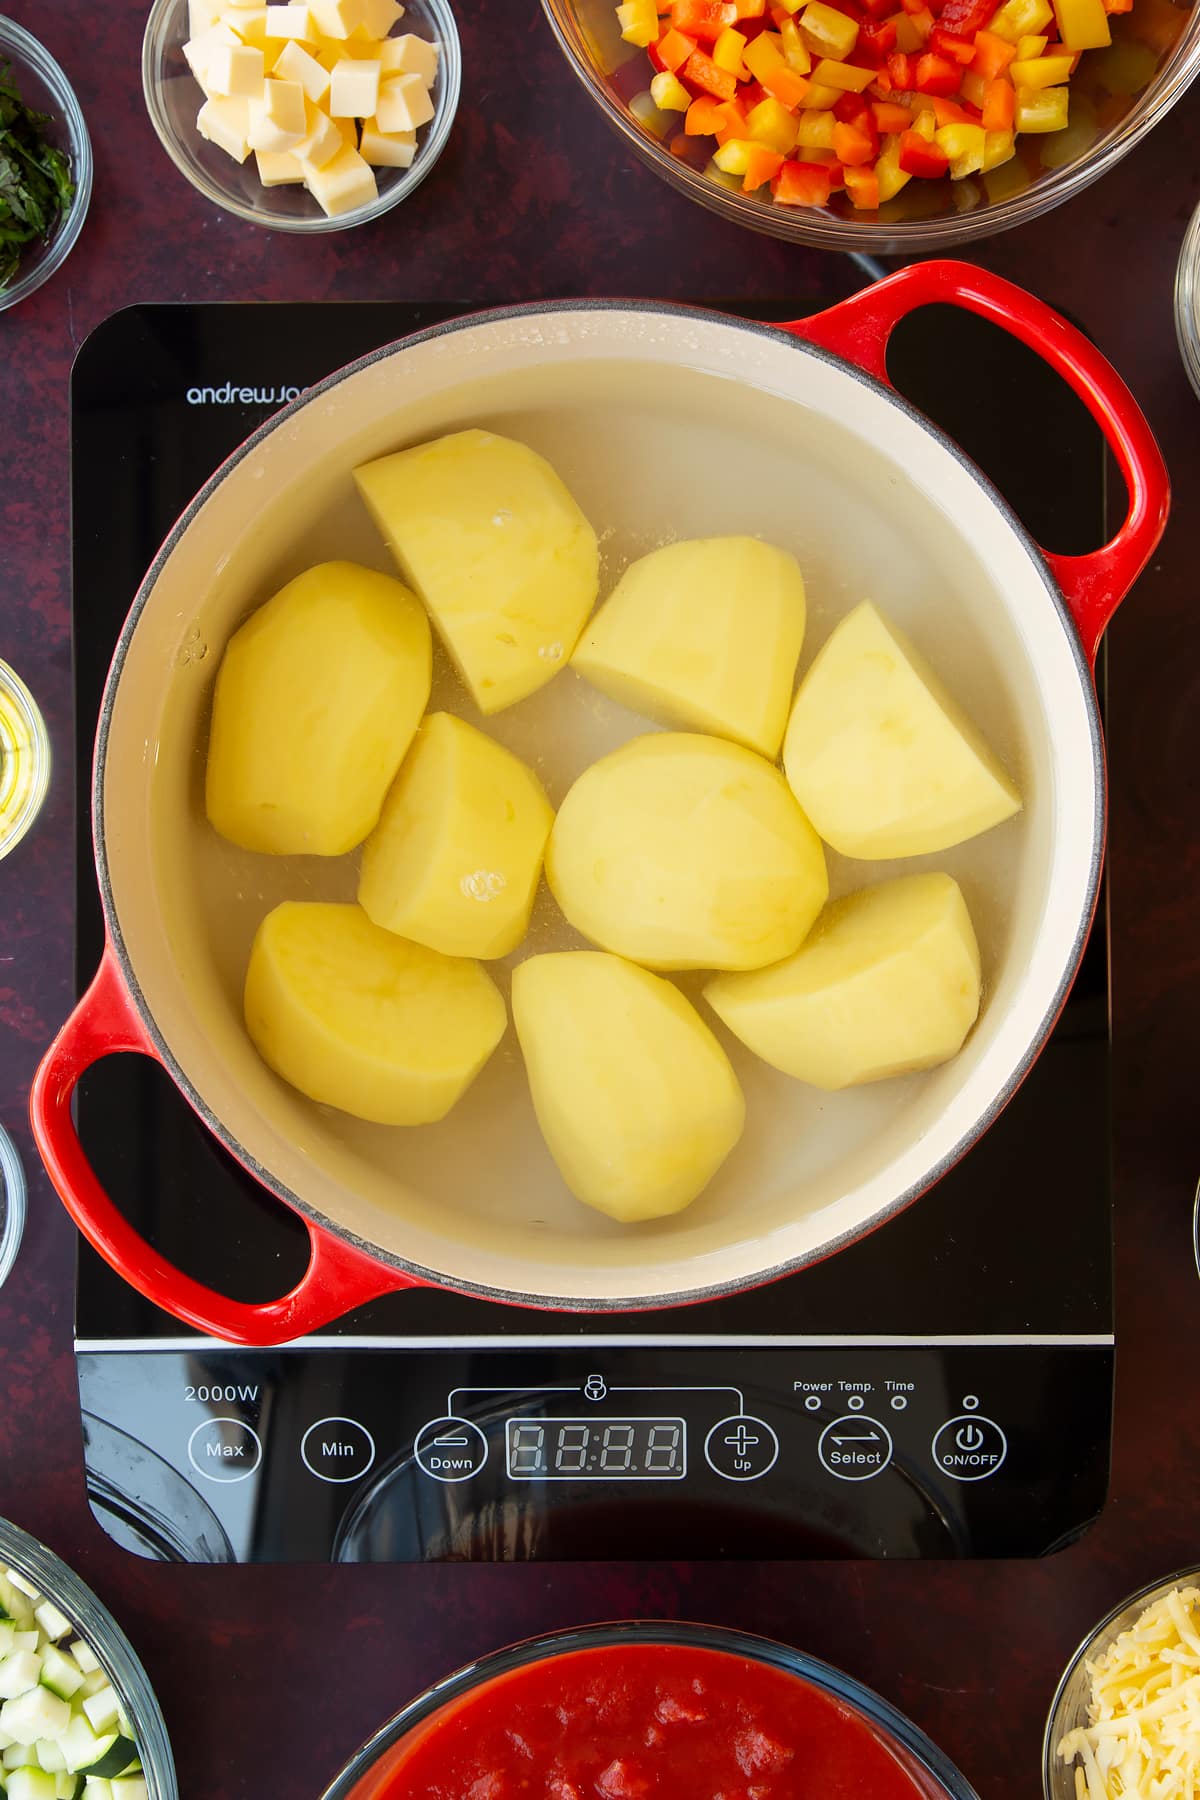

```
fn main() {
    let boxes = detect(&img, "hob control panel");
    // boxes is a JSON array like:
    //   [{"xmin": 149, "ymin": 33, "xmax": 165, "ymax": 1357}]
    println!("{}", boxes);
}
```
[{"xmin": 77, "ymin": 1342, "xmax": 1111, "ymax": 1563}]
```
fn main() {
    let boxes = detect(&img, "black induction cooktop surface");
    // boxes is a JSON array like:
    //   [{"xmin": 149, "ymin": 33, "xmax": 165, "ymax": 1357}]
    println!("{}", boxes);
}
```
[{"xmin": 69, "ymin": 299, "xmax": 1112, "ymax": 1562}]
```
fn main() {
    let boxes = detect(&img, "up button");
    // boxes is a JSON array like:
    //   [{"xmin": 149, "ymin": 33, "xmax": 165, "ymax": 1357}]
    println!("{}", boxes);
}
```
[{"xmin": 932, "ymin": 1414, "xmax": 1007, "ymax": 1481}]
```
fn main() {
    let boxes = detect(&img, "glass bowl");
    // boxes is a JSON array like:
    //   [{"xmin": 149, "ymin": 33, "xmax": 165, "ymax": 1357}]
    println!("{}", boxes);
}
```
[
  {"xmin": 0, "ymin": 18, "xmax": 93, "ymax": 312},
  {"xmin": 320, "ymin": 1620, "xmax": 981, "ymax": 1799},
  {"xmin": 0, "ymin": 1516, "xmax": 177, "ymax": 1799},
  {"xmin": 0, "ymin": 1124, "xmax": 26, "ymax": 1291},
  {"xmin": 1175, "ymin": 197, "xmax": 1200, "ymax": 397},
  {"xmin": 141, "ymin": 0, "xmax": 461, "ymax": 232},
  {"xmin": 1043, "ymin": 1565, "xmax": 1200, "ymax": 1798},
  {"xmin": 0, "ymin": 657, "xmax": 51, "ymax": 861},
  {"xmin": 541, "ymin": 0, "xmax": 1199, "ymax": 250}
]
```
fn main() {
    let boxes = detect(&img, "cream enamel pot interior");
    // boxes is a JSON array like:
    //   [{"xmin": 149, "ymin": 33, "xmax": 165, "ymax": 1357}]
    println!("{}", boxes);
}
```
[{"xmin": 30, "ymin": 262, "xmax": 1169, "ymax": 1345}]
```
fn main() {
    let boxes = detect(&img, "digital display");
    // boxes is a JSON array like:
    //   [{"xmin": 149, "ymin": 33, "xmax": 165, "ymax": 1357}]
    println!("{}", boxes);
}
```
[{"xmin": 506, "ymin": 1417, "xmax": 686, "ymax": 1481}]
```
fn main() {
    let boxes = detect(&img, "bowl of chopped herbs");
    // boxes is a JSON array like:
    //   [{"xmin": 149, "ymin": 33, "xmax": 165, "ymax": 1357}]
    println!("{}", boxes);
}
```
[{"xmin": 0, "ymin": 17, "xmax": 91, "ymax": 311}]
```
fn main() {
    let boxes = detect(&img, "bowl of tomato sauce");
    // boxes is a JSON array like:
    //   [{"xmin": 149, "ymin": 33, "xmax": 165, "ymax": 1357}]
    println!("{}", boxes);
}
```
[{"xmin": 319, "ymin": 1621, "xmax": 980, "ymax": 1800}]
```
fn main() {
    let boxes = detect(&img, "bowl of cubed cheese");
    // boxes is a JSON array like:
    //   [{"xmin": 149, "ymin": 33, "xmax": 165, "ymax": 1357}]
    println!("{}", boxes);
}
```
[
  {"xmin": 0, "ymin": 1517, "xmax": 176, "ymax": 1800},
  {"xmin": 142, "ymin": 0, "xmax": 460, "ymax": 228}
]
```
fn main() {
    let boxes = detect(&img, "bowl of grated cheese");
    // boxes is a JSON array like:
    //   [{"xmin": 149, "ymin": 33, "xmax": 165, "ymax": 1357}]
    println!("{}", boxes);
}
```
[{"xmin": 1044, "ymin": 1572, "xmax": 1200, "ymax": 1799}]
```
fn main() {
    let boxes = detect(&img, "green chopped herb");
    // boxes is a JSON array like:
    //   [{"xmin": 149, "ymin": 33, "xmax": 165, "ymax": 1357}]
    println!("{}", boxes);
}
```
[{"xmin": 0, "ymin": 60, "xmax": 75, "ymax": 291}]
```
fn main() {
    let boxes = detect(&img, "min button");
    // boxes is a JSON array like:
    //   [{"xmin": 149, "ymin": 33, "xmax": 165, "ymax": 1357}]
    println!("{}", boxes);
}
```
[
  {"xmin": 301, "ymin": 1417, "xmax": 377, "ymax": 1484},
  {"xmin": 187, "ymin": 1417, "xmax": 262, "ymax": 1484}
]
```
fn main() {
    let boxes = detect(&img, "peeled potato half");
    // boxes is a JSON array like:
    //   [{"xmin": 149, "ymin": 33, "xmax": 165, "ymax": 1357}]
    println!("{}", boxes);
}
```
[
  {"xmin": 572, "ymin": 535, "xmax": 807, "ymax": 758},
  {"xmin": 783, "ymin": 600, "xmax": 1022, "ymax": 859},
  {"xmin": 205, "ymin": 560, "xmax": 432, "ymax": 856},
  {"xmin": 546, "ymin": 732, "xmax": 828, "ymax": 971},
  {"xmin": 513, "ymin": 951, "xmax": 746, "ymax": 1222},
  {"xmin": 705, "ymin": 872, "xmax": 982, "ymax": 1090},
  {"xmin": 354, "ymin": 429, "xmax": 599, "ymax": 714},
  {"xmin": 244, "ymin": 901, "xmax": 506, "ymax": 1126}
]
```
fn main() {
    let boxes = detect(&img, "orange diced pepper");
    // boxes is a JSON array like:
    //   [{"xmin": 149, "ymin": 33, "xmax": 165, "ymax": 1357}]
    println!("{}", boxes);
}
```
[
  {"xmin": 831, "ymin": 118, "xmax": 876, "ymax": 160},
  {"xmin": 1101, "ymin": 0, "xmax": 1132, "ymax": 13},
  {"xmin": 743, "ymin": 143, "xmax": 786, "ymax": 184},
  {"xmin": 682, "ymin": 46, "xmax": 740, "ymax": 95},
  {"xmin": 713, "ymin": 96, "xmax": 750, "ymax": 138},
  {"xmin": 685, "ymin": 93, "xmax": 727, "ymax": 130},
  {"xmin": 971, "ymin": 26, "xmax": 1017, "ymax": 72},
  {"xmin": 672, "ymin": 0, "xmax": 738, "ymax": 40},
  {"xmin": 981, "ymin": 72, "xmax": 1015, "ymax": 124},
  {"xmin": 734, "ymin": 0, "xmax": 767, "ymax": 14},
  {"xmin": 930, "ymin": 92, "xmax": 974, "ymax": 120},
  {"xmin": 844, "ymin": 163, "xmax": 881, "ymax": 204},
  {"xmin": 761, "ymin": 61, "xmax": 812, "ymax": 103},
  {"xmin": 658, "ymin": 25, "xmax": 700, "ymax": 65},
  {"xmin": 871, "ymin": 98, "xmax": 913, "ymax": 128}
]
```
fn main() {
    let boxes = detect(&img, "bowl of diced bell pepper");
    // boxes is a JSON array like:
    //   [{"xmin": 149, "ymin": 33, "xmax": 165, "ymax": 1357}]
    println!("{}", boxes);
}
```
[{"xmin": 542, "ymin": 0, "xmax": 1198, "ymax": 244}]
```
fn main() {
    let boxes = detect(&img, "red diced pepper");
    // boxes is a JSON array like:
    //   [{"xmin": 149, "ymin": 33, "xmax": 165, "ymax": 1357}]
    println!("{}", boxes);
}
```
[
  {"xmin": 871, "ymin": 97, "xmax": 913, "ymax": 127},
  {"xmin": 858, "ymin": 16, "xmax": 899, "ymax": 54},
  {"xmin": 772, "ymin": 158, "xmax": 834, "ymax": 203},
  {"xmin": 647, "ymin": 38, "xmax": 668, "ymax": 69},
  {"xmin": 831, "ymin": 118, "xmax": 876, "ymax": 161},
  {"xmin": 981, "ymin": 73, "xmax": 1014, "ymax": 126},
  {"xmin": 834, "ymin": 89, "xmax": 871, "ymax": 120},
  {"xmin": 929, "ymin": 24, "xmax": 977, "ymax": 58},
  {"xmin": 970, "ymin": 27, "xmax": 1016, "ymax": 74},
  {"xmin": 843, "ymin": 164, "xmax": 880, "ymax": 205},
  {"xmin": 681, "ymin": 47, "xmax": 739, "ymax": 95},
  {"xmin": 913, "ymin": 49, "xmax": 961, "ymax": 90},
  {"xmin": 672, "ymin": 0, "xmax": 738, "ymax": 40},
  {"xmin": 886, "ymin": 48, "xmax": 915, "ymax": 82},
  {"xmin": 898, "ymin": 127, "xmax": 950, "ymax": 172},
  {"xmin": 738, "ymin": 78, "xmax": 767, "ymax": 108},
  {"xmin": 935, "ymin": 0, "xmax": 996, "ymax": 29}
]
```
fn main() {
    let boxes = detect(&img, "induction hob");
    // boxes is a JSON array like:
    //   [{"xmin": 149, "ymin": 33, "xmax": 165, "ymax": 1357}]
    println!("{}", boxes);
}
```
[{"xmin": 70, "ymin": 298, "xmax": 1113, "ymax": 1564}]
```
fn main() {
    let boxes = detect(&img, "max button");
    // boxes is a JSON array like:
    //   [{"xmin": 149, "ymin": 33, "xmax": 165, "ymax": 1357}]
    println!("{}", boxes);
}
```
[
  {"xmin": 301, "ymin": 1417, "xmax": 376, "ymax": 1484},
  {"xmin": 187, "ymin": 1417, "xmax": 262, "ymax": 1484},
  {"xmin": 932, "ymin": 1414, "xmax": 1007, "ymax": 1481}
]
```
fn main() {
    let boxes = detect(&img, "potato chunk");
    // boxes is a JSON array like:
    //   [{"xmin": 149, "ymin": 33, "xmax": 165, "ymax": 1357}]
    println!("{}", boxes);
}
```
[
  {"xmin": 782, "ymin": 600, "xmax": 1022, "ymax": 858},
  {"xmin": 572, "ymin": 536, "xmax": 806, "ymax": 758},
  {"xmin": 546, "ymin": 732, "xmax": 828, "ymax": 971},
  {"xmin": 354, "ymin": 430, "xmax": 599, "ymax": 714},
  {"xmin": 206, "ymin": 560, "xmax": 431, "ymax": 855},
  {"xmin": 244, "ymin": 901, "xmax": 506, "ymax": 1125},
  {"xmin": 513, "ymin": 952, "xmax": 745, "ymax": 1221},
  {"xmin": 358, "ymin": 712, "xmax": 554, "ymax": 959},
  {"xmin": 704, "ymin": 872, "xmax": 982, "ymax": 1090}
]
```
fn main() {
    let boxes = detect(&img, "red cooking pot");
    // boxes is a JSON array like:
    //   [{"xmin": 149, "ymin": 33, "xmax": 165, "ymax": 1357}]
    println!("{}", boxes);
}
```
[{"xmin": 30, "ymin": 262, "xmax": 1168, "ymax": 1345}]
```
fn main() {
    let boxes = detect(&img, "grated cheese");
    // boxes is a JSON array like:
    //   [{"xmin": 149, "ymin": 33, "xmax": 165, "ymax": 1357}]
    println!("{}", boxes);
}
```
[{"xmin": 1057, "ymin": 1587, "xmax": 1200, "ymax": 1799}]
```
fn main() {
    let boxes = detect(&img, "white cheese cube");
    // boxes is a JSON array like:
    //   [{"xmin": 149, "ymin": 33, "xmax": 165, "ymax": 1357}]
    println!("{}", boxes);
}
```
[
  {"xmin": 303, "ymin": 141, "xmax": 377, "ymax": 213},
  {"xmin": 273, "ymin": 39, "xmax": 331, "ymax": 99},
  {"xmin": 308, "ymin": 0, "xmax": 365, "ymax": 36},
  {"xmin": 255, "ymin": 147, "xmax": 305, "ymax": 183},
  {"xmin": 375, "ymin": 70, "xmax": 433, "ymax": 131},
  {"xmin": 189, "ymin": 0, "xmax": 226, "ymax": 31},
  {"xmin": 196, "ymin": 95, "xmax": 253, "ymax": 160},
  {"xmin": 228, "ymin": 7, "xmax": 273, "ymax": 47},
  {"xmin": 329, "ymin": 55, "xmax": 380, "ymax": 116},
  {"xmin": 205, "ymin": 41, "xmax": 266, "ymax": 97},
  {"xmin": 221, "ymin": 0, "xmax": 263, "ymax": 8},
  {"xmin": 266, "ymin": 3, "xmax": 312, "ymax": 33},
  {"xmin": 183, "ymin": 21, "xmax": 241, "ymax": 85},
  {"xmin": 360, "ymin": 0, "xmax": 404, "ymax": 32},
  {"xmin": 294, "ymin": 98, "xmax": 344, "ymax": 166},
  {"xmin": 382, "ymin": 31, "xmax": 436, "ymax": 81},
  {"xmin": 248, "ymin": 78, "xmax": 307, "ymax": 150},
  {"xmin": 360, "ymin": 117, "xmax": 415, "ymax": 165}
]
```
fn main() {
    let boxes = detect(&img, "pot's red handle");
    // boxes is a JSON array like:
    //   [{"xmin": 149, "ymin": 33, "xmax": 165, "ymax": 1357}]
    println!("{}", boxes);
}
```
[
  {"xmin": 781, "ymin": 258, "xmax": 1169, "ymax": 668},
  {"xmin": 29, "ymin": 944, "xmax": 416, "ymax": 1346}
]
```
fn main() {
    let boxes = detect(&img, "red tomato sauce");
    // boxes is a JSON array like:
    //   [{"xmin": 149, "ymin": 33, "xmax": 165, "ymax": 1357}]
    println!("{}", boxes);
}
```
[{"xmin": 362, "ymin": 1644, "xmax": 927, "ymax": 1800}]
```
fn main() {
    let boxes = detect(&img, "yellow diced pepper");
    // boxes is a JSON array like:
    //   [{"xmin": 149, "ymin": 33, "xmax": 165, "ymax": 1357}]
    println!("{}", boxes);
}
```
[
  {"xmin": 650, "ymin": 68, "xmax": 693, "ymax": 108},
  {"xmin": 1011, "ymin": 51, "xmax": 1074, "ymax": 82},
  {"xmin": 910, "ymin": 106, "xmax": 936, "ymax": 138},
  {"xmin": 874, "ymin": 134, "xmax": 911, "ymax": 201},
  {"xmin": 935, "ymin": 119, "xmax": 987, "ymax": 175},
  {"xmin": 1015, "ymin": 83, "xmax": 1069, "ymax": 126},
  {"xmin": 745, "ymin": 95, "xmax": 801, "ymax": 150},
  {"xmin": 987, "ymin": 0, "xmax": 1052, "ymax": 41},
  {"xmin": 775, "ymin": 0, "xmax": 809, "ymax": 11},
  {"xmin": 893, "ymin": 12, "xmax": 924, "ymax": 49},
  {"xmin": 712, "ymin": 136, "xmax": 755, "ymax": 172},
  {"xmin": 616, "ymin": 0, "xmax": 659, "ymax": 46},
  {"xmin": 982, "ymin": 126, "xmax": 1016, "ymax": 168},
  {"xmin": 812, "ymin": 55, "xmax": 875, "ymax": 88},
  {"xmin": 1052, "ymin": 0, "xmax": 1110, "ymax": 48},
  {"xmin": 743, "ymin": 31, "xmax": 785, "ymax": 77},
  {"xmin": 959, "ymin": 67, "xmax": 987, "ymax": 105},
  {"xmin": 795, "ymin": 105, "xmax": 837, "ymax": 144},
  {"xmin": 780, "ymin": 18, "xmax": 813, "ymax": 69},
  {"xmin": 712, "ymin": 25, "xmax": 748, "ymax": 72},
  {"xmin": 801, "ymin": 80, "xmax": 843, "ymax": 105},
  {"xmin": 1016, "ymin": 33, "xmax": 1048, "ymax": 55},
  {"xmin": 799, "ymin": 0, "xmax": 859, "ymax": 59}
]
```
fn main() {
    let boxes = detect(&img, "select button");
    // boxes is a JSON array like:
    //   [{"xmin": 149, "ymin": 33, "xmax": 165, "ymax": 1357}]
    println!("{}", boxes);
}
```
[{"xmin": 301, "ymin": 1417, "xmax": 377, "ymax": 1484}]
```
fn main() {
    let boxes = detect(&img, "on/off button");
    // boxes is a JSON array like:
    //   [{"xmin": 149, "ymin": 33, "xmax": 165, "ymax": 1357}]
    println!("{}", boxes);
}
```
[
  {"xmin": 301, "ymin": 1417, "xmax": 377, "ymax": 1484},
  {"xmin": 931, "ymin": 1415, "xmax": 1007, "ymax": 1481}
]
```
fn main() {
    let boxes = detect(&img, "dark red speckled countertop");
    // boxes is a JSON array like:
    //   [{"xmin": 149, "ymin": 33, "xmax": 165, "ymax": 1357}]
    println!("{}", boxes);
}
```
[{"xmin": 1, "ymin": 3, "xmax": 1199, "ymax": 1796}]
